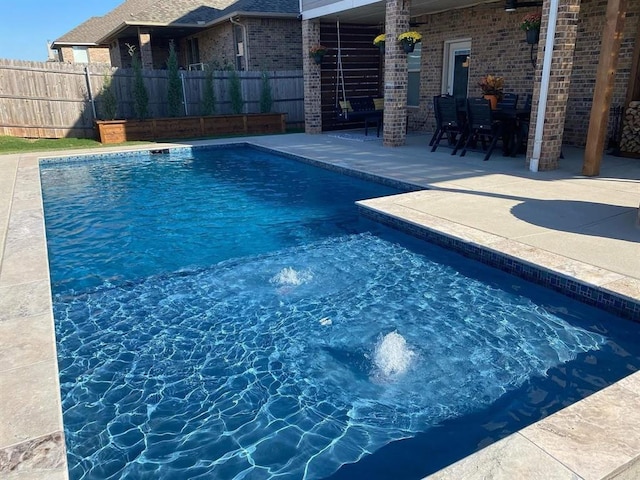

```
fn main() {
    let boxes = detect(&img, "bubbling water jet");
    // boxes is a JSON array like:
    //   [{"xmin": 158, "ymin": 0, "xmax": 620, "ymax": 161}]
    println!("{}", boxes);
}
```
[
  {"xmin": 373, "ymin": 331, "xmax": 415, "ymax": 379},
  {"xmin": 270, "ymin": 267, "xmax": 313, "ymax": 287}
]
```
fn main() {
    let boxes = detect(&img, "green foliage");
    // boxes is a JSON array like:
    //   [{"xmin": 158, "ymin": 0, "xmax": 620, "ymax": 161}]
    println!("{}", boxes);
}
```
[
  {"xmin": 0, "ymin": 135, "xmax": 136, "ymax": 154},
  {"xmin": 131, "ymin": 53, "xmax": 149, "ymax": 120},
  {"xmin": 100, "ymin": 72, "xmax": 118, "ymax": 120},
  {"xmin": 202, "ymin": 66, "xmax": 216, "ymax": 116},
  {"xmin": 259, "ymin": 71, "xmax": 273, "ymax": 114},
  {"xmin": 229, "ymin": 70, "xmax": 244, "ymax": 115},
  {"xmin": 166, "ymin": 41, "xmax": 183, "ymax": 117}
]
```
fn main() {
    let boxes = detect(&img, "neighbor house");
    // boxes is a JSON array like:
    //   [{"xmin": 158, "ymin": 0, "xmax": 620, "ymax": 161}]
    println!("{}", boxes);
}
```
[
  {"xmin": 301, "ymin": 0, "xmax": 639, "ymax": 173},
  {"xmin": 51, "ymin": 0, "xmax": 302, "ymax": 71}
]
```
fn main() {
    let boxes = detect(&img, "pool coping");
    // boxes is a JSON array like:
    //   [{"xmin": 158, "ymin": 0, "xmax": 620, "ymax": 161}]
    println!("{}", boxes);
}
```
[{"xmin": 1, "ymin": 140, "xmax": 639, "ymax": 479}]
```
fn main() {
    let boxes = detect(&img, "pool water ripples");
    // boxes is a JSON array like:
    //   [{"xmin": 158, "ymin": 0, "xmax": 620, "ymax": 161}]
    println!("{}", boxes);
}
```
[
  {"xmin": 56, "ymin": 234, "xmax": 608, "ymax": 479},
  {"xmin": 42, "ymin": 147, "xmax": 640, "ymax": 479}
]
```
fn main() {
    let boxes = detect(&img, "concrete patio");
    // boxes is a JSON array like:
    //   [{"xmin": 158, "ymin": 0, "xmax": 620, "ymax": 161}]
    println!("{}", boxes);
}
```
[{"xmin": 1, "ymin": 131, "xmax": 639, "ymax": 479}]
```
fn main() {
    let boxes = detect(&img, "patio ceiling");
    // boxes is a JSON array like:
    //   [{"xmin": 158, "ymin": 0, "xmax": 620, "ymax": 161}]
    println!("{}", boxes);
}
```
[{"xmin": 308, "ymin": 0, "xmax": 502, "ymax": 24}]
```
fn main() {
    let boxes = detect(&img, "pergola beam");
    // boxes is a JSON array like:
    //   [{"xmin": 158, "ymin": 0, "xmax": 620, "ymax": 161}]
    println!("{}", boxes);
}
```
[{"xmin": 582, "ymin": 0, "xmax": 627, "ymax": 176}]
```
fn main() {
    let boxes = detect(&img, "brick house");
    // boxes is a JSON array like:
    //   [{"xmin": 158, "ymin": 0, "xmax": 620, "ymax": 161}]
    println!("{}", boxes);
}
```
[
  {"xmin": 301, "ymin": 0, "xmax": 638, "ymax": 173},
  {"xmin": 51, "ymin": 0, "xmax": 301, "ymax": 71}
]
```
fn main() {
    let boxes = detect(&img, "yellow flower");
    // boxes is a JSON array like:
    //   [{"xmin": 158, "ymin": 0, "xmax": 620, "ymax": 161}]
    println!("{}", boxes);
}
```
[
  {"xmin": 373, "ymin": 34, "xmax": 386, "ymax": 46},
  {"xmin": 397, "ymin": 31, "xmax": 422, "ymax": 43}
]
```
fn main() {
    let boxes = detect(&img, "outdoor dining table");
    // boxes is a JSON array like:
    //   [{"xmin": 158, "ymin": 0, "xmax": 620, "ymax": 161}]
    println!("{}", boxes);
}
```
[{"xmin": 492, "ymin": 107, "xmax": 532, "ymax": 157}]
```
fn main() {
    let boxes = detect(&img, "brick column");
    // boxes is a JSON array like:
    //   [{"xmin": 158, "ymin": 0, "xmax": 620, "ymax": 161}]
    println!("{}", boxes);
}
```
[
  {"xmin": 383, "ymin": 0, "xmax": 410, "ymax": 147},
  {"xmin": 303, "ymin": 19, "xmax": 322, "ymax": 134},
  {"xmin": 527, "ymin": 0, "xmax": 581, "ymax": 170},
  {"xmin": 138, "ymin": 29, "xmax": 153, "ymax": 69}
]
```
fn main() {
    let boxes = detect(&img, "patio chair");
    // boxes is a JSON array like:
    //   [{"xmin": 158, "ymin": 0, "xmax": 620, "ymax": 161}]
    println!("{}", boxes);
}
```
[
  {"xmin": 430, "ymin": 95, "xmax": 466, "ymax": 155},
  {"xmin": 497, "ymin": 92, "xmax": 519, "ymax": 110},
  {"xmin": 460, "ymin": 98, "xmax": 503, "ymax": 161}
]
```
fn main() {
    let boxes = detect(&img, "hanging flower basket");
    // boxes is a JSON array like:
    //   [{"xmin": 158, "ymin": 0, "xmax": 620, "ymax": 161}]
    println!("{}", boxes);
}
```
[
  {"xmin": 373, "ymin": 34, "xmax": 386, "ymax": 53},
  {"xmin": 397, "ymin": 31, "xmax": 422, "ymax": 54},
  {"xmin": 309, "ymin": 45, "xmax": 328, "ymax": 64},
  {"xmin": 521, "ymin": 11, "xmax": 542, "ymax": 44},
  {"xmin": 525, "ymin": 28, "xmax": 540, "ymax": 45}
]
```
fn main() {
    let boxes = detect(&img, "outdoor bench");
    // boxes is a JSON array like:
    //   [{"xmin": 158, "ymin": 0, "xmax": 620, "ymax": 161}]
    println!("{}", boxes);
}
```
[{"xmin": 338, "ymin": 97, "xmax": 384, "ymax": 136}]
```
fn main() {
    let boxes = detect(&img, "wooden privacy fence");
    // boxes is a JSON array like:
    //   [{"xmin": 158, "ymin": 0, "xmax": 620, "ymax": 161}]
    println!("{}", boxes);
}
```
[{"xmin": 0, "ymin": 59, "xmax": 304, "ymax": 139}]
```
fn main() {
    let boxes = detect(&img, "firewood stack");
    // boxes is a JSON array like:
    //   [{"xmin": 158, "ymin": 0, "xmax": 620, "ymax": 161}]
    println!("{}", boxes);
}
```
[{"xmin": 619, "ymin": 101, "xmax": 640, "ymax": 155}]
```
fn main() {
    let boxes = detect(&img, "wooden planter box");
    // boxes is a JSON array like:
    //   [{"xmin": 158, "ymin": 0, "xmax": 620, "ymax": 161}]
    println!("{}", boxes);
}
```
[{"xmin": 95, "ymin": 113, "xmax": 287, "ymax": 144}]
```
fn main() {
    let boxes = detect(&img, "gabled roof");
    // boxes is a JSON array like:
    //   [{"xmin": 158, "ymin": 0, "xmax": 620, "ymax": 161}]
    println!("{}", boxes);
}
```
[{"xmin": 52, "ymin": 0, "xmax": 299, "ymax": 47}]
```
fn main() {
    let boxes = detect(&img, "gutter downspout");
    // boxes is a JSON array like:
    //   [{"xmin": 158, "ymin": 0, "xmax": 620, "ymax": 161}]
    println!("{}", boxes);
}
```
[
  {"xmin": 529, "ymin": 0, "xmax": 559, "ymax": 172},
  {"xmin": 230, "ymin": 17, "xmax": 249, "ymax": 71}
]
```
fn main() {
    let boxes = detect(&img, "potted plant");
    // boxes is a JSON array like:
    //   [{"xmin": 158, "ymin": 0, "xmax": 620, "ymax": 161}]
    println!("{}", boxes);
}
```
[
  {"xmin": 397, "ymin": 31, "xmax": 422, "ymax": 53},
  {"xmin": 309, "ymin": 45, "xmax": 328, "ymax": 64},
  {"xmin": 521, "ymin": 11, "xmax": 542, "ymax": 44},
  {"xmin": 373, "ymin": 34, "xmax": 386, "ymax": 53},
  {"xmin": 478, "ymin": 74, "xmax": 504, "ymax": 109}
]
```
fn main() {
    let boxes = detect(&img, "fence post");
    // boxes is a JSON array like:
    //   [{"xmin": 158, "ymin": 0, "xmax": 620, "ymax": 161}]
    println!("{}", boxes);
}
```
[
  {"xmin": 85, "ymin": 66, "xmax": 97, "ymax": 119},
  {"xmin": 181, "ymin": 72, "xmax": 188, "ymax": 116}
]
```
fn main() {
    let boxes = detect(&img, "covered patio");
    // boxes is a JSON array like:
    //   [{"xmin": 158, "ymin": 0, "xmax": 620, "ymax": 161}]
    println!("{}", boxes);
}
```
[{"xmin": 301, "ymin": 0, "xmax": 639, "ymax": 175}]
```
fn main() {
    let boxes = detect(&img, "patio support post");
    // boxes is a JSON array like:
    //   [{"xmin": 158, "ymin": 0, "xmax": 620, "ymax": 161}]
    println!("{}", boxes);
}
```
[
  {"xmin": 383, "ymin": 0, "xmax": 410, "ymax": 147},
  {"xmin": 303, "ymin": 19, "xmax": 323, "ymax": 134},
  {"xmin": 582, "ymin": 0, "xmax": 627, "ymax": 177},
  {"xmin": 527, "ymin": 0, "xmax": 581, "ymax": 170},
  {"xmin": 138, "ymin": 28, "xmax": 154, "ymax": 70}
]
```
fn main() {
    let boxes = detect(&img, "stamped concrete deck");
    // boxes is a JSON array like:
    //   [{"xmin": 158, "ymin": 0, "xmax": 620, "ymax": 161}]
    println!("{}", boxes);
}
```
[{"xmin": 1, "ymin": 131, "xmax": 639, "ymax": 479}]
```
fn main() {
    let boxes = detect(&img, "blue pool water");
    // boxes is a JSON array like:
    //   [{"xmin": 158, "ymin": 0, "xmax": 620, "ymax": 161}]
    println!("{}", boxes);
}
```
[{"xmin": 41, "ymin": 146, "xmax": 640, "ymax": 480}]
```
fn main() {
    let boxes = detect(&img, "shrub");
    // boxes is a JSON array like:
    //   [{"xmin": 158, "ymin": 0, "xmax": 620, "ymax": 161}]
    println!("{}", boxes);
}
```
[
  {"xmin": 166, "ymin": 40, "xmax": 183, "ymax": 117},
  {"xmin": 259, "ymin": 71, "xmax": 273, "ymax": 113},
  {"xmin": 202, "ymin": 66, "xmax": 216, "ymax": 116},
  {"xmin": 130, "ymin": 51, "xmax": 149, "ymax": 120},
  {"xmin": 100, "ymin": 72, "xmax": 118, "ymax": 120},
  {"xmin": 229, "ymin": 70, "xmax": 243, "ymax": 115}
]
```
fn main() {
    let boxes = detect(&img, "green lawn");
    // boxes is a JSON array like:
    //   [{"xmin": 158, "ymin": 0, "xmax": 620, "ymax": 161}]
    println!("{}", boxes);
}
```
[
  {"xmin": 0, "ymin": 136, "xmax": 148, "ymax": 155},
  {"xmin": 0, "ymin": 128, "xmax": 303, "ymax": 155}
]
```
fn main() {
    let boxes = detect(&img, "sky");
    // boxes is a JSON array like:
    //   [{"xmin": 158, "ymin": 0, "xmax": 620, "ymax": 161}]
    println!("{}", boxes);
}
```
[{"xmin": 0, "ymin": 0, "xmax": 122, "ymax": 62}]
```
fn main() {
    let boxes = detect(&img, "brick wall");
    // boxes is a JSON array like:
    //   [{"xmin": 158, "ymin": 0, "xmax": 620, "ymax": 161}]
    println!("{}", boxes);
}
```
[
  {"xmin": 88, "ymin": 47, "xmax": 110, "ymax": 64},
  {"xmin": 383, "ymin": 0, "xmax": 410, "ymax": 147},
  {"xmin": 245, "ymin": 18, "xmax": 302, "ymax": 71},
  {"xmin": 303, "ymin": 19, "xmax": 322, "ymax": 133},
  {"xmin": 56, "ymin": 46, "xmax": 110, "ymax": 64},
  {"xmin": 564, "ymin": 0, "xmax": 639, "ymax": 146},
  {"xmin": 410, "ymin": 0, "xmax": 638, "ymax": 147},
  {"xmin": 196, "ymin": 24, "xmax": 237, "ymax": 69},
  {"xmin": 196, "ymin": 18, "xmax": 302, "ymax": 71}
]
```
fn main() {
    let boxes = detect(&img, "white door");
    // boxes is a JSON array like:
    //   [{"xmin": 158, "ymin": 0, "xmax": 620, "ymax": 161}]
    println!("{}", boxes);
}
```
[{"xmin": 442, "ymin": 39, "xmax": 471, "ymax": 98}]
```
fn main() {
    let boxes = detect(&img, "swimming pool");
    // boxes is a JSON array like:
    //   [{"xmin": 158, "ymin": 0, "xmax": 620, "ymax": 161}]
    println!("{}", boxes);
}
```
[{"xmin": 41, "ymin": 145, "xmax": 640, "ymax": 479}]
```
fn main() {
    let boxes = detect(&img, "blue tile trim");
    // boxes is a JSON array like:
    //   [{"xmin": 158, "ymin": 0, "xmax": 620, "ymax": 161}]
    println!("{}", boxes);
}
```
[
  {"xmin": 359, "ymin": 207, "xmax": 640, "ymax": 322},
  {"xmin": 246, "ymin": 144, "xmax": 424, "ymax": 193}
]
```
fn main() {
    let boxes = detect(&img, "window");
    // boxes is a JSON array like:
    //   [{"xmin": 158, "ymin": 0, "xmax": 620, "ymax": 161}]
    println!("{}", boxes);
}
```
[
  {"xmin": 187, "ymin": 38, "xmax": 200, "ymax": 66},
  {"xmin": 72, "ymin": 46, "xmax": 89, "ymax": 63},
  {"xmin": 407, "ymin": 43, "xmax": 422, "ymax": 107}
]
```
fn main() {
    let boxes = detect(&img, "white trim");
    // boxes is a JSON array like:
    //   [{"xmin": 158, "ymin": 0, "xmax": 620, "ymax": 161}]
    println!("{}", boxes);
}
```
[
  {"xmin": 441, "ymin": 38, "xmax": 471, "ymax": 96},
  {"xmin": 302, "ymin": 0, "xmax": 380, "ymax": 20},
  {"xmin": 530, "ymin": 0, "xmax": 559, "ymax": 172}
]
